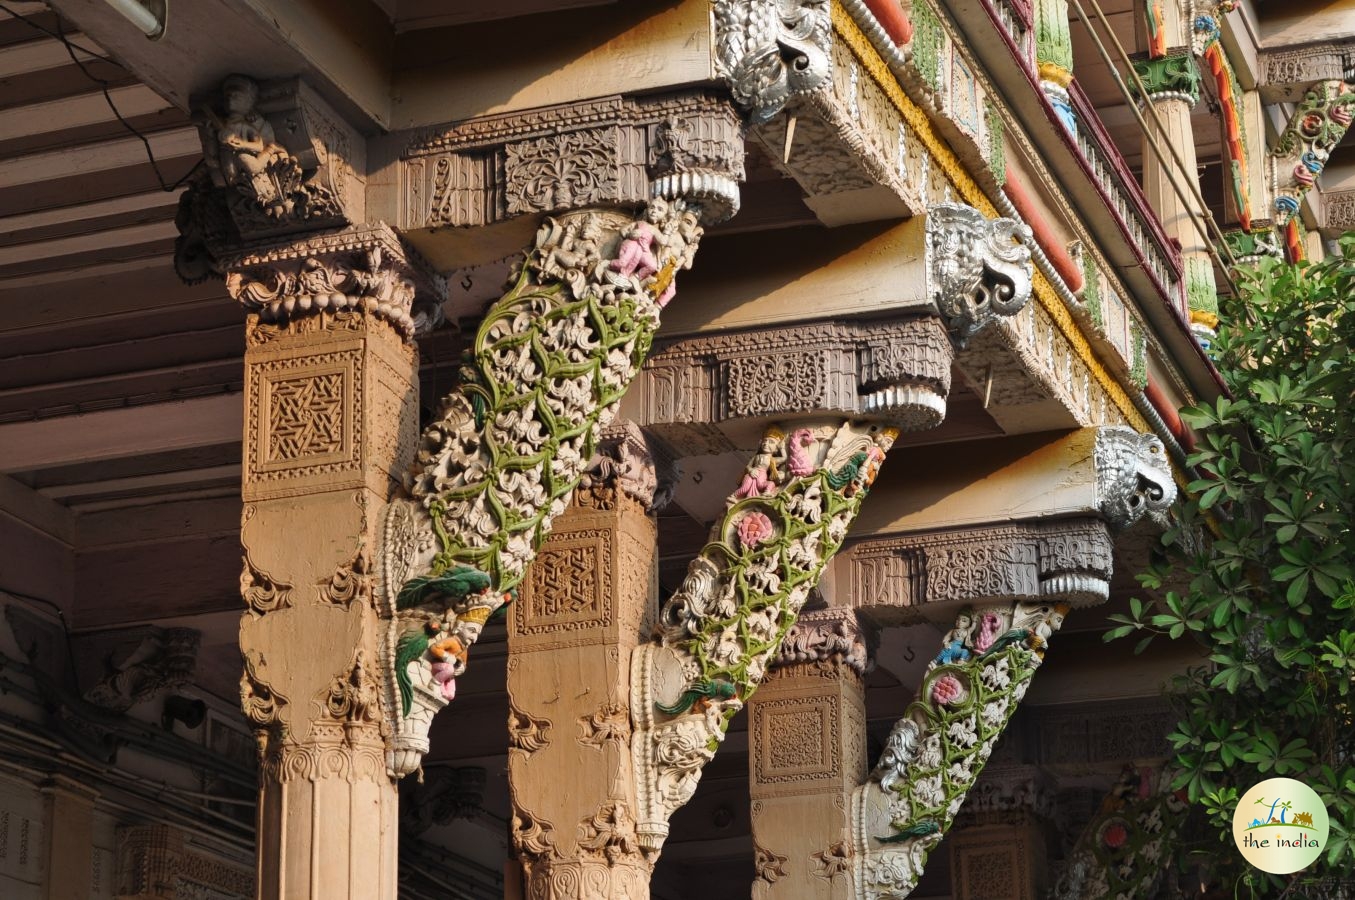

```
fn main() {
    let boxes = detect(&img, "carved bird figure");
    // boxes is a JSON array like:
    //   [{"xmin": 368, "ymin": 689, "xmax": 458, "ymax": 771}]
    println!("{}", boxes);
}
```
[
  {"xmin": 825, "ymin": 451, "xmax": 869, "ymax": 492},
  {"xmin": 397, "ymin": 564, "xmax": 492, "ymax": 610},
  {"xmin": 656, "ymin": 679, "xmax": 738, "ymax": 716},
  {"xmin": 978, "ymin": 628, "xmax": 1033, "ymax": 658},
  {"xmin": 395, "ymin": 620, "xmax": 442, "ymax": 716},
  {"xmin": 877, "ymin": 819, "xmax": 941, "ymax": 843}
]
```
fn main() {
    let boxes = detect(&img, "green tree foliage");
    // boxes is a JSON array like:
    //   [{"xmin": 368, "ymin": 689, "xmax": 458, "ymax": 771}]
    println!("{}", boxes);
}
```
[{"xmin": 1106, "ymin": 238, "xmax": 1355, "ymax": 891}]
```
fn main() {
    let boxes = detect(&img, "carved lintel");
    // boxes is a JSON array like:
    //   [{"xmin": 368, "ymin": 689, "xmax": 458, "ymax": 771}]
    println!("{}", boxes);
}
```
[
  {"xmin": 222, "ymin": 222, "xmax": 446, "ymax": 341},
  {"xmin": 637, "ymin": 316, "xmax": 952, "ymax": 452},
  {"xmin": 1094, "ymin": 426, "xmax": 1176, "ymax": 530},
  {"xmin": 403, "ymin": 92, "xmax": 745, "ymax": 226},
  {"xmin": 713, "ymin": 0, "xmax": 833, "ymax": 124},
  {"xmin": 190, "ymin": 75, "xmax": 363, "ymax": 241},
  {"xmin": 925, "ymin": 202, "xmax": 1034, "ymax": 346},
  {"xmin": 770, "ymin": 606, "xmax": 874, "ymax": 678},
  {"xmin": 845, "ymin": 518, "xmax": 1113, "ymax": 620},
  {"xmin": 1260, "ymin": 42, "xmax": 1355, "ymax": 101}
]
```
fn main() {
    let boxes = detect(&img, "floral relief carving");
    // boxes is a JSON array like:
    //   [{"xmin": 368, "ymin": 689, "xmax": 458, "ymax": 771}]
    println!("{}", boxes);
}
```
[
  {"xmin": 576, "ymin": 802, "xmax": 640, "ymax": 863},
  {"xmin": 510, "ymin": 706, "xmax": 554, "ymax": 755},
  {"xmin": 240, "ymin": 554, "xmax": 293, "ymax": 615},
  {"xmin": 811, "ymin": 841, "xmax": 852, "ymax": 879},
  {"xmin": 753, "ymin": 842, "xmax": 790, "ymax": 885},
  {"xmin": 578, "ymin": 703, "xmax": 631, "ymax": 749},
  {"xmin": 505, "ymin": 131, "xmax": 619, "ymax": 215}
]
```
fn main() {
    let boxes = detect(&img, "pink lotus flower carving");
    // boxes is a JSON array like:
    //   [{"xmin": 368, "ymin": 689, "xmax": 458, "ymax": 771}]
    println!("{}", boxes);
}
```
[
  {"xmin": 931, "ymin": 674, "xmax": 965, "ymax": 707},
  {"xmin": 736, "ymin": 511, "xmax": 775, "ymax": 549}
]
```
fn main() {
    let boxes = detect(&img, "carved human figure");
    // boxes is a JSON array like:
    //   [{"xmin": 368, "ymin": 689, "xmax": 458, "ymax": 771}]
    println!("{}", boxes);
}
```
[
  {"xmin": 210, "ymin": 75, "xmax": 297, "ymax": 217},
  {"xmin": 733, "ymin": 431, "xmax": 784, "ymax": 499}
]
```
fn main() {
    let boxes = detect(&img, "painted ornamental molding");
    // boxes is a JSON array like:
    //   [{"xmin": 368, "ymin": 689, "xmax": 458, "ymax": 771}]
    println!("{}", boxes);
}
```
[{"xmin": 1270, "ymin": 79, "xmax": 1355, "ymax": 226}]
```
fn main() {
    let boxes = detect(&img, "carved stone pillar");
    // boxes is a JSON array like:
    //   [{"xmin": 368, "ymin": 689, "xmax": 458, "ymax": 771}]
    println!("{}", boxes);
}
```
[
  {"xmin": 232, "ymin": 225, "xmax": 434, "ymax": 900},
  {"xmin": 505, "ymin": 425, "xmax": 662, "ymax": 899},
  {"xmin": 746, "ymin": 608, "xmax": 870, "ymax": 900},
  {"xmin": 1134, "ymin": 51, "xmax": 1215, "ymax": 340}
]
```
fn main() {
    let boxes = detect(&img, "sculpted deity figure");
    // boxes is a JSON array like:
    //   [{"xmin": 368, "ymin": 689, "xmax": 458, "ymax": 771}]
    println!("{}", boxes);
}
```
[{"xmin": 207, "ymin": 75, "xmax": 301, "ymax": 218}]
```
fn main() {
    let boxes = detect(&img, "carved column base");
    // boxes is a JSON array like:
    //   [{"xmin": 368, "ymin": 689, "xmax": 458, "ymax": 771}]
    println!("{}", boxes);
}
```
[{"xmin": 520, "ymin": 858, "xmax": 651, "ymax": 900}]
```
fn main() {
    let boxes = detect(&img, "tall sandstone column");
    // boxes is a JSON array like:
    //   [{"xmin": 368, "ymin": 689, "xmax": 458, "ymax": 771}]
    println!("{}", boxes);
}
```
[{"xmin": 506, "ymin": 426, "xmax": 663, "ymax": 898}]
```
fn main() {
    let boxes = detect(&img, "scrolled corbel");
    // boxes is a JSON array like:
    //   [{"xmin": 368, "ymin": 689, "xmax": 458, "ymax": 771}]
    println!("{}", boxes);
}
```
[{"xmin": 925, "ymin": 202, "xmax": 1034, "ymax": 346}]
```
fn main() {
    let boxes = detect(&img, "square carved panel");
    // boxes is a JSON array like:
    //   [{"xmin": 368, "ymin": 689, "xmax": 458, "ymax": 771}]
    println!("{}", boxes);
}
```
[
  {"xmin": 245, "ymin": 346, "xmax": 362, "ymax": 497},
  {"xmin": 516, "ymin": 530, "xmax": 613, "ymax": 640},
  {"xmin": 753, "ymin": 695, "xmax": 840, "ymax": 789}
]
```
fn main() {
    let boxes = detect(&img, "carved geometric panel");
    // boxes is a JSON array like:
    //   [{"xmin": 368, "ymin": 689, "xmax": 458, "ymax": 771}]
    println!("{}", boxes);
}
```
[
  {"xmin": 516, "ymin": 530, "xmax": 613, "ymax": 640},
  {"xmin": 245, "ymin": 344, "xmax": 362, "ymax": 497},
  {"xmin": 752, "ymin": 695, "xmax": 840, "ymax": 790},
  {"xmin": 949, "ymin": 825, "xmax": 1039, "ymax": 900}
]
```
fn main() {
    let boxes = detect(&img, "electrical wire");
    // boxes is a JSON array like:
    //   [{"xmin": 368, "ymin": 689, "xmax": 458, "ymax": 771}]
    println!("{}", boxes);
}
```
[
  {"xmin": 1067, "ymin": 0, "xmax": 1243, "ymax": 285},
  {"xmin": 0, "ymin": 1, "xmax": 202, "ymax": 193}
]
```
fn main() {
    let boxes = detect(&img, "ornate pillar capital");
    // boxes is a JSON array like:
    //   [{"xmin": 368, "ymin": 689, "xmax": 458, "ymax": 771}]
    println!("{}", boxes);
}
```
[
  {"xmin": 712, "ymin": 0, "xmax": 833, "ymax": 125},
  {"xmin": 578, "ymin": 421, "xmax": 679, "ymax": 514},
  {"xmin": 925, "ymin": 202, "xmax": 1034, "ymax": 346},
  {"xmin": 769, "ymin": 605, "xmax": 875, "ymax": 682},
  {"xmin": 220, "ymin": 222, "xmax": 445, "ymax": 342},
  {"xmin": 1132, "ymin": 49, "xmax": 1201, "ymax": 106},
  {"xmin": 1094, "ymin": 426, "xmax": 1176, "ymax": 530}
]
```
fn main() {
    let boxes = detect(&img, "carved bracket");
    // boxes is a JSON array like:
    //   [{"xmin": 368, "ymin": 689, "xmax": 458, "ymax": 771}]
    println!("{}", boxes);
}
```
[
  {"xmin": 191, "ymin": 75, "xmax": 363, "ymax": 241},
  {"xmin": 843, "ymin": 517, "xmax": 1115, "ymax": 621},
  {"xmin": 402, "ymin": 92, "xmax": 745, "ymax": 228},
  {"xmin": 1270, "ymin": 79, "xmax": 1355, "ymax": 226},
  {"xmin": 375, "ymin": 201, "xmax": 704, "ymax": 778},
  {"xmin": 1093, "ymin": 426, "xmax": 1175, "ymax": 530},
  {"xmin": 220, "ymin": 223, "xmax": 445, "ymax": 342},
  {"xmin": 631, "ymin": 419, "xmax": 897, "ymax": 854},
  {"xmin": 926, "ymin": 202, "xmax": 1034, "ymax": 346},
  {"xmin": 635, "ymin": 316, "xmax": 952, "ymax": 455},
  {"xmin": 770, "ymin": 606, "xmax": 875, "ymax": 679},
  {"xmin": 851, "ymin": 601, "xmax": 1067, "ymax": 899}
]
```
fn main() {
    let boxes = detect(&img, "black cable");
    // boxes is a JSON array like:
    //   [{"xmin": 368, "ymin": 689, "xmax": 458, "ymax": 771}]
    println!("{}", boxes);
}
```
[{"xmin": 0, "ymin": 1, "xmax": 203, "ymax": 193}]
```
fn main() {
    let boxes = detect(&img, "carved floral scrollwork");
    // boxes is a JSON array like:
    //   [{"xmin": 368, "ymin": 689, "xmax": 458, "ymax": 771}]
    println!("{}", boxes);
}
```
[
  {"xmin": 753, "ymin": 842, "xmax": 790, "ymax": 885},
  {"xmin": 850, "ymin": 602, "xmax": 1068, "ymax": 900},
  {"xmin": 577, "ymin": 802, "xmax": 641, "ymax": 864},
  {"xmin": 320, "ymin": 550, "xmax": 371, "ymax": 608},
  {"xmin": 510, "ymin": 706, "xmax": 554, "ymax": 754},
  {"xmin": 925, "ymin": 202, "xmax": 1034, "ymax": 346},
  {"xmin": 1094, "ymin": 426, "xmax": 1176, "ymax": 530},
  {"xmin": 376, "ymin": 200, "xmax": 704, "ymax": 779},
  {"xmin": 771, "ymin": 606, "xmax": 872, "ymax": 678},
  {"xmin": 578, "ymin": 703, "xmax": 631, "ymax": 749},
  {"xmin": 713, "ymin": 0, "xmax": 834, "ymax": 124},
  {"xmin": 631, "ymin": 419, "xmax": 897, "ymax": 854},
  {"xmin": 812, "ymin": 840, "xmax": 853, "ymax": 879},
  {"xmin": 513, "ymin": 810, "xmax": 558, "ymax": 861},
  {"xmin": 321, "ymin": 651, "xmax": 381, "ymax": 724},
  {"xmin": 240, "ymin": 554, "xmax": 292, "ymax": 615}
]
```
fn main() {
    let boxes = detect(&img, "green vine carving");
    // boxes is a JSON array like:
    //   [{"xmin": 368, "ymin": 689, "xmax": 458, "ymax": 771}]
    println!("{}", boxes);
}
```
[
  {"xmin": 1034, "ymin": 0, "xmax": 1074, "ymax": 74},
  {"xmin": 986, "ymin": 101, "xmax": 1006, "ymax": 186},
  {"xmin": 912, "ymin": 1, "xmax": 943, "ymax": 93},
  {"xmin": 1083, "ymin": 260, "xmax": 1103, "ymax": 328}
]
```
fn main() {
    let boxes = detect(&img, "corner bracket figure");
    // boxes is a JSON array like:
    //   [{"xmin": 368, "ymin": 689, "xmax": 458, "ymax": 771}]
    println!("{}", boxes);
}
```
[
  {"xmin": 713, "ymin": 0, "xmax": 834, "ymax": 124},
  {"xmin": 1094, "ymin": 426, "xmax": 1177, "ymax": 530}
]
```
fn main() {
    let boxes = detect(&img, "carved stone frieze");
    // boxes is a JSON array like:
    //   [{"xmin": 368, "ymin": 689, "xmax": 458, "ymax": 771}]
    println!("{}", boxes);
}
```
[
  {"xmin": 844, "ymin": 518, "xmax": 1114, "ymax": 621},
  {"xmin": 713, "ymin": 0, "xmax": 833, "ymax": 124},
  {"xmin": 116, "ymin": 825, "xmax": 251, "ymax": 900},
  {"xmin": 1323, "ymin": 189, "xmax": 1355, "ymax": 235},
  {"xmin": 926, "ymin": 202, "xmax": 1034, "ymax": 346},
  {"xmin": 1261, "ymin": 42, "xmax": 1355, "ymax": 100},
  {"xmin": 1094, "ymin": 426, "xmax": 1176, "ymax": 530},
  {"xmin": 221, "ymin": 223, "xmax": 444, "ymax": 341},
  {"xmin": 636, "ymin": 316, "xmax": 951, "ymax": 453},
  {"xmin": 191, "ymin": 75, "xmax": 363, "ymax": 241},
  {"xmin": 770, "ymin": 606, "xmax": 874, "ymax": 678},
  {"xmin": 403, "ymin": 92, "xmax": 744, "ymax": 227}
]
